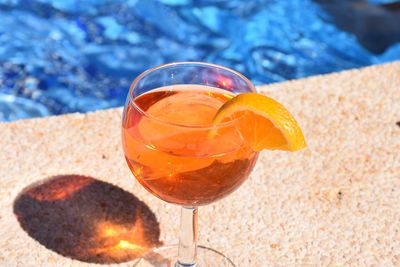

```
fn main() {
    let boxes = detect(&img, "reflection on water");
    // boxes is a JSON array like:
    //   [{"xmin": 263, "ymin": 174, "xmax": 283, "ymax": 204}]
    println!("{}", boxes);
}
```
[
  {"xmin": 315, "ymin": 0, "xmax": 400, "ymax": 54},
  {"xmin": 1, "ymin": 0, "xmax": 400, "ymax": 121},
  {"xmin": 13, "ymin": 175, "xmax": 161, "ymax": 264}
]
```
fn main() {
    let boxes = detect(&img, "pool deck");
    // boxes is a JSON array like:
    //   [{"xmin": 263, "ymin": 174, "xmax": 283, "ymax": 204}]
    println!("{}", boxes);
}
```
[{"xmin": 0, "ymin": 62, "xmax": 399, "ymax": 266}]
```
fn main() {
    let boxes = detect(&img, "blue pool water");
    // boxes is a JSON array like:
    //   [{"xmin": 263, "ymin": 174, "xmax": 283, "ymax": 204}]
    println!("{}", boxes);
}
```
[{"xmin": 0, "ymin": 0, "xmax": 399, "ymax": 121}]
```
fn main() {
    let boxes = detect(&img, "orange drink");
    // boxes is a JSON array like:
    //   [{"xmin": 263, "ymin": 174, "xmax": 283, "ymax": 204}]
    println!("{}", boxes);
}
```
[
  {"xmin": 122, "ymin": 85, "xmax": 258, "ymax": 206},
  {"xmin": 121, "ymin": 62, "xmax": 306, "ymax": 267}
]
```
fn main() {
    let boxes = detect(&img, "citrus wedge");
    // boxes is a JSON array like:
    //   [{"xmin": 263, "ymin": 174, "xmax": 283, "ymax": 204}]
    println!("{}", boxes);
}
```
[{"xmin": 213, "ymin": 93, "xmax": 306, "ymax": 152}]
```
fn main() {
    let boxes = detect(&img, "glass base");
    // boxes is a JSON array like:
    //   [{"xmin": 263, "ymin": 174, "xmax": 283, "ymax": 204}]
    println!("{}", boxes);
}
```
[{"xmin": 134, "ymin": 245, "xmax": 236, "ymax": 267}]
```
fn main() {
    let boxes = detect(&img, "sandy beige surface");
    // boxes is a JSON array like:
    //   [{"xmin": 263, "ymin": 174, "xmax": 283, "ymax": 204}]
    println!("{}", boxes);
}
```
[{"xmin": 0, "ymin": 62, "xmax": 399, "ymax": 267}]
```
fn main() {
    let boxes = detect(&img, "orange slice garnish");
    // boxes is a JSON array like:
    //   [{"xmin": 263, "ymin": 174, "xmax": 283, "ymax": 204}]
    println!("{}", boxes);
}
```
[{"xmin": 213, "ymin": 93, "xmax": 306, "ymax": 151}]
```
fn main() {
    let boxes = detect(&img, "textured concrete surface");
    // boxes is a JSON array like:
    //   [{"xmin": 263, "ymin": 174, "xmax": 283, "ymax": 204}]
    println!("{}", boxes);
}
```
[{"xmin": 0, "ymin": 62, "xmax": 399, "ymax": 266}]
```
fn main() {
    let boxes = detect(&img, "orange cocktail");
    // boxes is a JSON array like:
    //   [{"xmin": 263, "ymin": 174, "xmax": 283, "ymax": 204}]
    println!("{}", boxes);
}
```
[
  {"xmin": 122, "ymin": 85, "xmax": 258, "ymax": 206},
  {"xmin": 121, "ymin": 62, "xmax": 305, "ymax": 267}
]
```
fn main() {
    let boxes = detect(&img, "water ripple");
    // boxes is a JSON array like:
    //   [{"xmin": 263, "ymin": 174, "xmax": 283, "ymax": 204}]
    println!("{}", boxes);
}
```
[{"xmin": 0, "ymin": 0, "xmax": 399, "ymax": 121}]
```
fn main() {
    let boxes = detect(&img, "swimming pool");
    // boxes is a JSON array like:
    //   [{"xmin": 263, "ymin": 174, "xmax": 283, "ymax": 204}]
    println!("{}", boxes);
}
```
[{"xmin": 1, "ymin": 0, "xmax": 399, "ymax": 121}]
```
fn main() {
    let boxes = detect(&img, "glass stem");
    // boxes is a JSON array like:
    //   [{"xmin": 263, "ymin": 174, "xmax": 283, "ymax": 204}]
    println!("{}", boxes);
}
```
[{"xmin": 176, "ymin": 207, "xmax": 198, "ymax": 267}]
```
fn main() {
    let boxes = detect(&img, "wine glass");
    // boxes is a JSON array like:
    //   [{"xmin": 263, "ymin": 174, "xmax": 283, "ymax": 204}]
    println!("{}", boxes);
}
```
[{"xmin": 122, "ymin": 62, "xmax": 258, "ymax": 266}]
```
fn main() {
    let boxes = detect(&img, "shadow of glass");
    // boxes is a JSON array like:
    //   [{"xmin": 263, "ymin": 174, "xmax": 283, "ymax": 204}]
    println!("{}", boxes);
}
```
[{"xmin": 13, "ymin": 175, "xmax": 162, "ymax": 264}]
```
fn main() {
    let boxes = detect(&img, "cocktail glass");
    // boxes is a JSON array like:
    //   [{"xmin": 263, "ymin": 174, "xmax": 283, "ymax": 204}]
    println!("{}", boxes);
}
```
[{"xmin": 122, "ymin": 62, "xmax": 258, "ymax": 266}]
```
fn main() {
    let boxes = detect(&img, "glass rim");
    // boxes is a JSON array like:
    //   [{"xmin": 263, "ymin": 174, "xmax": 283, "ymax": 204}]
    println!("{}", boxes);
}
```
[{"xmin": 127, "ymin": 61, "xmax": 256, "ymax": 129}]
